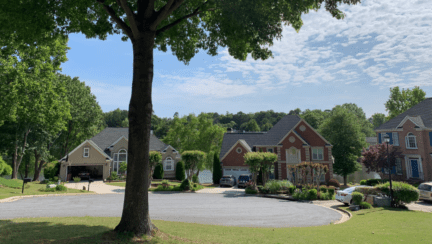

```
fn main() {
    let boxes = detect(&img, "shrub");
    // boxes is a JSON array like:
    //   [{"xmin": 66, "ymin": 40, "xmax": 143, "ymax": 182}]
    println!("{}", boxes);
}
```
[
  {"xmin": 302, "ymin": 184, "xmax": 314, "ymax": 190},
  {"xmin": 110, "ymin": 171, "xmax": 119, "ymax": 180},
  {"xmin": 0, "ymin": 157, "xmax": 12, "ymax": 176},
  {"xmin": 161, "ymin": 179, "xmax": 169, "ymax": 185},
  {"xmin": 212, "ymin": 154, "xmax": 223, "ymax": 184},
  {"xmin": 327, "ymin": 187, "xmax": 335, "ymax": 196},
  {"xmin": 359, "ymin": 180, "xmax": 367, "ymax": 185},
  {"xmin": 175, "ymin": 161, "xmax": 186, "ymax": 181},
  {"xmin": 180, "ymin": 179, "xmax": 192, "ymax": 191},
  {"xmin": 56, "ymin": 185, "xmax": 67, "ymax": 191},
  {"xmin": 43, "ymin": 187, "xmax": 56, "ymax": 192},
  {"xmin": 153, "ymin": 163, "xmax": 164, "ymax": 179},
  {"xmin": 308, "ymin": 189, "xmax": 318, "ymax": 200},
  {"xmin": 192, "ymin": 174, "xmax": 199, "ymax": 184},
  {"xmin": 320, "ymin": 186, "xmax": 327, "ymax": 193},
  {"xmin": 359, "ymin": 201, "xmax": 372, "ymax": 209},
  {"xmin": 327, "ymin": 179, "xmax": 340, "ymax": 188},
  {"xmin": 293, "ymin": 189, "xmax": 310, "ymax": 200},
  {"xmin": 375, "ymin": 181, "xmax": 419, "ymax": 205},
  {"xmin": 365, "ymin": 179, "xmax": 385, "ymax": 186},
  {"xmin": 44, "ymin": 161, "xmax": 60, "ymax": 180},
  {"xmin": 245, "ymin": 187, "xmax": 258, "ymax": 194},
  {"xmin": 351, "ymin": 192, "xmax": 364, "ymax": 205},
  {"xmin": 288, "ymin": 185, "xmax": 296, "ymax": 195},
  {"xmin": 73, "ymin": 177, "xmax": 81, "ymax": 182},
  {"xmin": 53, "ymin": 176, "xmax": 59, "ymax": 182}
]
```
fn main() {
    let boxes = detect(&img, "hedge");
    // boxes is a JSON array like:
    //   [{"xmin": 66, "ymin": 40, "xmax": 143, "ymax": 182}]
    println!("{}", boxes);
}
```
[{"xmin": 375, "ymin": 181, "xmax": 419, "ymax": 205}]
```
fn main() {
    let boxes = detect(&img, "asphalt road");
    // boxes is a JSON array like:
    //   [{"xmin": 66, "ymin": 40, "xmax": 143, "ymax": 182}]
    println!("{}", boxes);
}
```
[{"xmin": 0, "ymin": 193, "xmax": 341, "ymax": 227}]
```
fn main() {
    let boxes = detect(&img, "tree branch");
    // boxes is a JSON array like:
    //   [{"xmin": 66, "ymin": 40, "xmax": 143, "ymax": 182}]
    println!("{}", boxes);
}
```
[
  {"xmin": 152, "ymin": 0, "xmax": 178, "ymax": 28},
  {"xmin": 117, "ymin": 0, "xmax": 140, "ymax": 36},
  {"xmin": 137, "ymin": 0, "xmax": 155, "ymax": 20},
  {"xmin": 156, "ymin": 3, "xmax": 214, "ymax": 36},
  {"xmin": 96, "ymin": 0, "xmax": 133, "ymax": 39}
]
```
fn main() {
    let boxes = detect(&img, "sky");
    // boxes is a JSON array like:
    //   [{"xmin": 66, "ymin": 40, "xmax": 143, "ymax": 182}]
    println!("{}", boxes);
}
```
[{"xmin": 60, "ymin": 0, "xmax": 432, "ymax": 119}]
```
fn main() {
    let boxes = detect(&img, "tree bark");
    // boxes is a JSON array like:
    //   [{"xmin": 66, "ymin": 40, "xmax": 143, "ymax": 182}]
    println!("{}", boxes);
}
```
[
  {"xmin": 343, "ymin": 175, "xmax": 347, "ymax": 186},
  {"xmin": 33, "ymin": 150, "xmax": 41, "ymax": 181},
  {"xmin": 13, "ymin": 128, "xmax": 31, "ymax": 179},
  {"xmin": 114, "ymin": 32, "xmax": 157, "ymax": 236},
  {"xmin": 12, "ymin": 142, "xmax": 18, "ymax": 179}
]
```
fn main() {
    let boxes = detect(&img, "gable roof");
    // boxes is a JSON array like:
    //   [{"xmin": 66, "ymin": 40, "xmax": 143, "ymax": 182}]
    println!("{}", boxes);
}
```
[
  {"xmin": 59, "ymin": 140, "xmax": 111, "ymax": 161},
  {"xmin": 265, "ymin": 115, "xmax": 302, "ymax": 145},
  {"xmin": 375, "ymin": 98, "xmax": 432, "ymax": 130},
  {"xmin": 219, "ymin": 132, "xmax": 266, "ymax": 159},
  {"xmin": 90, "ymin": 127, "xmax": 167, "ymax": 152}
]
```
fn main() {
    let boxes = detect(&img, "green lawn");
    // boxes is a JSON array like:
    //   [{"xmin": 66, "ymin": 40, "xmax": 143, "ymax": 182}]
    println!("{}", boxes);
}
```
[
  {"xmin": 1, "ymin": 207, "xmax": 431, "ymax": 243},
  {"xmin": 0, "ymin": 179, "xmax": 92, "ymax": 200}
]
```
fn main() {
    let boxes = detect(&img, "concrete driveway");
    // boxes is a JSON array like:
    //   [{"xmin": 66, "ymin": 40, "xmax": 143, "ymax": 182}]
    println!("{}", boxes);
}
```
[
  {"xmin": 0, "ymin": 193, "xmax": 341, "ymax": 228},
  {"xmin": 64, "ymin": 181, "xmax": 125, "ymax": 194},
  {"xmin": 195, "ymin": 185, "xmax": 245, "ymax": 194}
]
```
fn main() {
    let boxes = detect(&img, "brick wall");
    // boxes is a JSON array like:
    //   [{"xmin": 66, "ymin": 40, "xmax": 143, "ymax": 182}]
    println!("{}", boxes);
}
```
[{"xmin": 221, "ymin": 142, "xmax": 248, "ymax": 167}]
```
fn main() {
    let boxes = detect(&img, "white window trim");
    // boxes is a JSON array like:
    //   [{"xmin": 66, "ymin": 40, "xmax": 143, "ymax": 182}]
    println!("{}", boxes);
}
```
[
  {"xmin": 112, "ymin": 149, "xmax": 127, "ymax": 174},
  {"xmin": 312, "ymin": 147, "xmax": 324, "ymax": 161},
  {"xmin": 236, "ymin": 147, "xmax": 242, "ymax": 154},
  {"xmin": 395, "ymin": 158, "xmax": 403, "ymax": 175},
  {"xmin": 267, "ymin": 148, "xmax": 273, "ymax": 153},
  {"xmin": 83, "ymin": 148, "xmax": 89, "ymax": 158},
  {"xmin": 405, "ymin": 133, "xmax": 417, "ymax": 149},
  {"xmin": 392, "ymin": 132, "xmax": 399, "ymax": 146},
  {"xmin": 164, "ymin": 157, "xmax": 174, "ymax": 171}
]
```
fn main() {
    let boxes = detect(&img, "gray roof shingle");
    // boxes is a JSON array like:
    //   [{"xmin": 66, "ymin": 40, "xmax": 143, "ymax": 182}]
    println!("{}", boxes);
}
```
[
  {"xmin": 220, "ymin": 115, "xmax": 302, "ymax": 159},
  {"xmin": 375, "ymin": 98, "xmax": 432, "ymax": 130},
  {"xmin": 90, "ymin": 128, "xmax": 167, "ymax": 152}
]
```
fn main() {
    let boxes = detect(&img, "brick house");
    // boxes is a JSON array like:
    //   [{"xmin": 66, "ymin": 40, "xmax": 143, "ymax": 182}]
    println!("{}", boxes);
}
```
[
  {"xmin": 375, "ymin": 98, "xmax": 432, "ymax": 182},
  {"xmin": 58, "ymin": 128, "xmax": 181, "ymax": 181},
  {"xmin": 219, "ymin": 115, "xmax": 334, "ymax": 183}
]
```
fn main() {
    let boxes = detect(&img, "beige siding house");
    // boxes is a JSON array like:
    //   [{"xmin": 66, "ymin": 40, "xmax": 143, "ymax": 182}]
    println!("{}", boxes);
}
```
[{"xmin": 58, "ymin": 128, "xmax": 181, "ymax": 181}]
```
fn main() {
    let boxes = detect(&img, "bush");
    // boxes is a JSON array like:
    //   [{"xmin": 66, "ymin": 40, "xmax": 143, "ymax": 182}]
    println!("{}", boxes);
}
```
[
  {"xmin": 302, "ymin": 184, "xmax": 314, "ymax": 190},
  {"xmin": 327, "ymin": 187, "xmax": 335, "ymax": 196},
  {"xmin": 375, "ymin": 181, "xmax": 419, "ymax": 205},
  {"xmin": 110, "ymin": 171, "xmax": 119, "ymax": 180},
  {"xmin": 245, "ymin": 186, "xmax": 258, "ymax": 194},
  {"xmin": 180, "ymin": 179, "xmax": 192, "ymax": 191},
  {"xmin": 327, "ymin": 179, "xmax": 340, "ymax": 188},
  {"xmin": 366, "ymin": 179, "xmax": 382, "ymax": 186},
  {"xmin": 288, "ymin": 185, "xmax": 296, "ymax": 195},
  {"xmin": 293, "ymin": 189, "xmax": 309, "ymax": 200},
  {"xmin": 318, "ymin": 192, "xmax": 333, "ymax": 200},
  {"xmin": 0, "ymin": 157, "xmax": 12, "ymax": 176},
  {"xmin": 319, "ymin": 186, "xmax": 327, "ymax": 193},
  {"xmin": 351, "ymin": 192, "xmax": 364, "ymax": 205},
  {"xmin": 43, "ymin": 187, "xmax": 56, "ymax": 192},
  {"xmin": 359, "ymin": 180, "xmax": 367, "ymax": 185},
  {"xmin": 359, "ymin": 201, "xmax": 372, "ymax": 209},
  {"xmin": 192, "ymin": 174, "xmax": 199, "ymax": 184},
  {"xmin": 44, "ymin": 161, "xmax": 60, "ymax": 180},
  {"xmin": 56, "ymin": 185, "xmax": 67, "ymax": 191},
  {"xmin": 308, "ymin": 189, "xmax": 318, "ymax": 200},
  {"xmin": 73, "ymin": 177, "xmax": 81, "ymax": 182},
  {"xmin": 262, "ymin": 180, "xmax": 293, "ymax": 194},
  {"xmin": 175, "ymin": 161, "xmax": 186, "ymax": 181},
  {"xmin": 53, "ymin": 176, "xmax": 59, "ymax": 182},
  {"xmin": 153, "ymin": 163, "xmax": 164, "ymax": 179},
  {"xmin": 212, "ymin": 154, "xmax": 223, "ymax": 184}
]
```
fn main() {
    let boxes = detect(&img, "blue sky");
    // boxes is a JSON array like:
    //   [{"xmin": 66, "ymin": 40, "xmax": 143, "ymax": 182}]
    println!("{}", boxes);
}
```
[{"xmin": 60, "ymin": 0, "xmax": 432, "ymax": 119}]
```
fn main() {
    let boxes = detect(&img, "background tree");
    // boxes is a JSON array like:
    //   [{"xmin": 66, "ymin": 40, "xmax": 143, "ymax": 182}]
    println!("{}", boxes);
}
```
[
  {"xmin": 3, "ymin": 0, "xmax": 361, "ymax": 236},
  {"xmin": 148, "ymin": 151, "xmax": 162, "ymax": 186},
  {"xmin": 0, "ymin": 155, "xmax": 12, "ymax": 176},
  {"xmin": 181, "ymin": 151, "xmax": 206, "ymax": 181},
  {"xmin": 240, "ymin": 119, "xmax": 261, "ymax": 132},
  {"xmin": 319, "ymin": 107, "xmax": 365, "ymax": 185},
  {"xmin": 175, "ymin": 161, "xmax": 185, "ymax": 181},
  {"xmin": 300, "ymin": 109, "xmax": 330, "ymax": 130},
  {"xmin": 288, "ymin": 108, "xmax": 302, "ymax": 116},
  {"xmin": 333, "ymin": 103, "xmax": 375, "ymax": 137},
  {"xmin": 212, "ymin": 154, "xmax": 222, "ymax": 184},
  {"xmin": 385, "ymin": 86, "xmax": 426, "ymax": 120},
  {"xmin": 370, "ymin": 113, "xmax": 388, "ymax": 129},
  {"xmin": 104, "ymin": 108, "xmax": 129, "ymax": 127}
]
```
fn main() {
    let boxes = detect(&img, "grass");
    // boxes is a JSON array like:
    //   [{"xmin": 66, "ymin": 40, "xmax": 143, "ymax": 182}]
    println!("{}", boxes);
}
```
[
  {"xmin": 0, "ymin": 178, "xmax": 92, "ymax": 200},
  {"xmin": 1, "ymin": 207, "xmax": 431, "ymax": 243}
]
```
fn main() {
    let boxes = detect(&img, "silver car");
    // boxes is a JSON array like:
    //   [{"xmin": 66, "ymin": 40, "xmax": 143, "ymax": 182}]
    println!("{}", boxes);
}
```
[
  {"xmin": 418, "ymin": 182, "xmax": 432, "ymax": 202},
  {"xmin": 220, "ymin": 175, "xmax": 236, "ymax": 187}
]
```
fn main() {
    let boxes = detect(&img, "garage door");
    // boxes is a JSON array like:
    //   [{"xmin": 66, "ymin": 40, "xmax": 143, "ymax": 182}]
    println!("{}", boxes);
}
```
[{"xmin": 223, "ymin": 168, "xmax": 250, "ymax": 181}]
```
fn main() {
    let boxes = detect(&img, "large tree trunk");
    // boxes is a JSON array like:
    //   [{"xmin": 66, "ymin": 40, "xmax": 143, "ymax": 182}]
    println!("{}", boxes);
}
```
[
  {"xmin": 13, "ymin": 128, "xmax": 31, "ymax": 179},
  {"xmin": 343, "ymin": 175, "xmax": 347, "ymax": 186},
  {"xmin": 114, "ymin": 33, "xmax": 157, "ymax": 236},
  {"xmin": 33, "ymin": 150, "xmax": 41, "ymax": 181},
  {"xmin": 12, "ymin": 143, "xmax": 18, "ymax": 179}
]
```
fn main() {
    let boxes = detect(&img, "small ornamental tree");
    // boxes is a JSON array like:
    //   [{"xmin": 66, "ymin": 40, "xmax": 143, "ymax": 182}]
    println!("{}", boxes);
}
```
[
  {"xmin": 359, "ymin": 143, "xmax": 404, "ymax": 177},
  {"xmin": 148, "ymin": 151, "xmax": 162, "ymax": 187},
  {"xmin": 152, "ymin": 163, "xmax": 164, "ymax": 179},
  {"xmin": 175, "ymin": 161, "xmax": 185, "ymax": 181},
  {"xmin": 212, "ymin": 153, "xmax": 223, "ymax": 185},
  {"xmin": 119, "ymin": 162, "xmax": 128, "ymax": 175},
  {"xmin": 182, "ymin": 151, "xmax": 206, "ymax": 181},
  {"xmin": 287, "ymin": 165, "xmax": 297, "ymax": 185},
  {"xmin": 313, "ymin": 163, "xmax": 328, "ymax": 191},
  {"xmin": 261, "ymin": 152, "xmax": 278, "ymax": 187},
  {"xmin": 243, "ymin": 152, "xmax": 263, "ymax": 189}
]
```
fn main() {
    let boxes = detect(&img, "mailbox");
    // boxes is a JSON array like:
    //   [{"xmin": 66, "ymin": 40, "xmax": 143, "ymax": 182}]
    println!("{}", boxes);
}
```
[
  {"xmin": 88, "ymin": 179, "xmax": 94, "ymax": 191},
  {"xmin": 23, "ymin": 178, "xmax": 32, "ymax": 183}
]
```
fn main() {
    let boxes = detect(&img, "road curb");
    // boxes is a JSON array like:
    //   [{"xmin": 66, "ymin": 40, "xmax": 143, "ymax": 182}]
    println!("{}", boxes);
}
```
[{"xmin": 0, "ymin": 192, "xmax": 105, "ymax": 203}]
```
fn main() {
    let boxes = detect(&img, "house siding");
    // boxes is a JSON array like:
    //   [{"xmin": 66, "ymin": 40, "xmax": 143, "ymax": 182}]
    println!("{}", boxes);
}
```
[
  {"xmin": 161, "ymin": 148, "xmax": 180, "ymax": 179},
  {"xmin": 221, "ymin": 143, "xmax": 248, "ymax": 167}
]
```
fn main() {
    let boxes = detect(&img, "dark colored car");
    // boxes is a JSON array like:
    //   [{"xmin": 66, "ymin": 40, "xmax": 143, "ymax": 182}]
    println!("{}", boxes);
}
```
[
  {"xmin": 238, "ymin": 174, "xmax": 253, "ymax": 188},
  {"xmin": 219, "ymin": 175, "xmax": 237, "ymax": 187},
  {"xmin": 78, "ymin": 172, "xmax": 90, "ymax": 180}
]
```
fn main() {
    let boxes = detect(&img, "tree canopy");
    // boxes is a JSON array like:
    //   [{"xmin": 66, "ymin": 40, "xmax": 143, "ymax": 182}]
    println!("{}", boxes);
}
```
[{"xmin": 385, "ymin": 86, "xmax": 426, "ymax": 120}]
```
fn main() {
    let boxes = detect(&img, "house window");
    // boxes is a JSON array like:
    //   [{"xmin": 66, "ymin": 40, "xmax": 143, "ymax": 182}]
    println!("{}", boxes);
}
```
[
  {"xmin": 396, "ymin": 158, "xmax": 403, "ymax": 175},
  {"xmin": 236, "ymin": 147, "xmax": 242, "ymax": 153},
  {"xmin": 112, "ymin": 149, "xmax": 127, "ymax": 174},
  {"xmin": 267, "ymin": 148, "xmax": 273, "ymax": 153},
  {"xmin": 312, "ymin": 148, "xmax": 323, "ymax": 160},
  {"xmin": 392, "ymin": 132, "xmax": 399, "ymax": 146},
  {"xmin": 83, "ymin": 148, "xmax": 89, "ymax": 157},
  {"xmin": 164, "ymin": 157, "xmax": 174, "ymax": 171},
  {"xmin": 405, "ymin": 133, "xmax": 417, "ymax": 149}
]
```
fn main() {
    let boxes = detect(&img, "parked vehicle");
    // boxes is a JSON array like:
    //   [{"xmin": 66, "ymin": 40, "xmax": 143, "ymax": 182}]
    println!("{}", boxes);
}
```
[
  {"xmin": 335, "ymin": 185, "xmax": 371, "ymax": 205},
  {"xmin": 237, "ymin": 174, "xmax": 253, "ymax": 188},
  {"xmin": 78, "ymin": 172, "xmax": 90, "ymax": 180},
  {"xmin": 220, "ymin": 175, "xmax": 237, "ymax": 187},
  {"xmin": 418, "ymin": 182, "xmax": 432, "ymax": 202}
]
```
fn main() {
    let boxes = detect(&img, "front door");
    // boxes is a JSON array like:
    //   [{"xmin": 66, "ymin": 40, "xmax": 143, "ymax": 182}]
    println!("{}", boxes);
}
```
[
  {"xmin": 286, "ymin": 148, "xmax": 299, "ymax": 164},
  {"xmin": 411, "ymin": 159, "xmax": 419, "ymax": 178}
]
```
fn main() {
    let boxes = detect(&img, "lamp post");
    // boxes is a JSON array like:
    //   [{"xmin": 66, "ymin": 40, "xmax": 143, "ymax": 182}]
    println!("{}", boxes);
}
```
[{"xmin": 383, "ymin": 134, "xmax": 394, "ymax": 207}]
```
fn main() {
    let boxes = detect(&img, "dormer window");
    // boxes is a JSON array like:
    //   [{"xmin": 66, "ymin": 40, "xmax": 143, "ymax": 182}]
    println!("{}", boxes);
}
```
[
  {"xmin": 83, "ymin": 148, "xmax": 89, "ymax": 157},
  {"xmin": 405, "ymin": 133, "xmax": 417, "ymax": 149}
]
